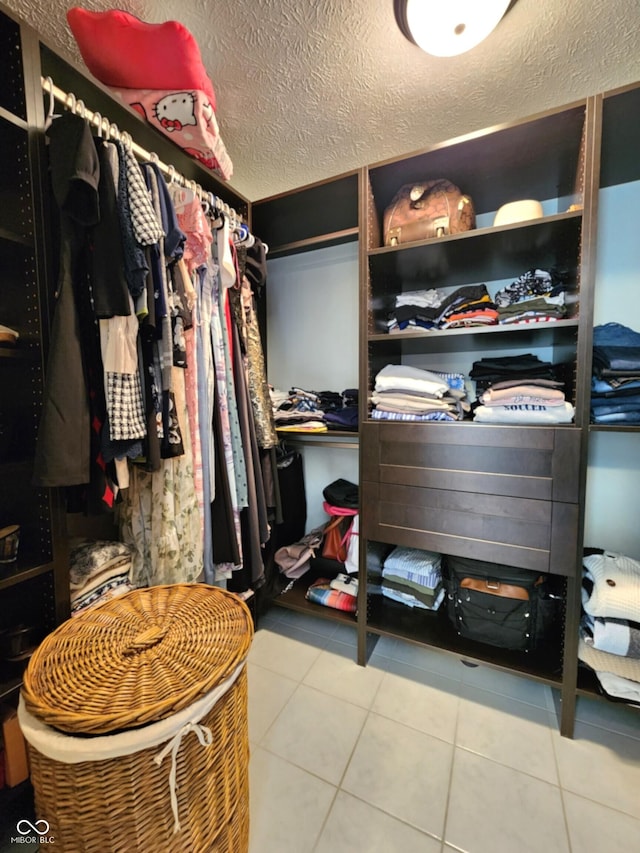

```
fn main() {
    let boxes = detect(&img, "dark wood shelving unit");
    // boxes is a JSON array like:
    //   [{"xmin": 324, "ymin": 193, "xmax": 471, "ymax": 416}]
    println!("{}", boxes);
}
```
[
  {"xmin": 366, "ymin": 599, "xmax": 564, "ymax": 686},
  {"xmin": 358, "ymin": 96, "xmax": 595, "ymax": 739},
  {"xmin": 0, "ymin": 13, "xmax": 69, "ymax": 808},
  {"xmin": 253, "ymin": 87, "xmax": 640, "ymax": 737}
]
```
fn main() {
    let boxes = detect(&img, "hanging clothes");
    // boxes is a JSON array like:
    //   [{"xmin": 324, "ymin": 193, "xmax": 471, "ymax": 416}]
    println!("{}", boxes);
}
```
[
  {"xmin": 35, "ymin": 107, "xmax": 274, "ymax": 596},
  {"xmin": 119, "ymin": 367, "xmax": 202, "ymax": 587},
  {"xmin": 33, "ymin": 113, "xmax": 98, "ymax": 488}
]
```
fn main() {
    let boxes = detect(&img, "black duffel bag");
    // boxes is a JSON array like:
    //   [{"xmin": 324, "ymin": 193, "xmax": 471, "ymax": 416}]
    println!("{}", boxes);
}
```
[{"xmin": 444, "ymin": 555, "xmax": 562, "ymax": 652}]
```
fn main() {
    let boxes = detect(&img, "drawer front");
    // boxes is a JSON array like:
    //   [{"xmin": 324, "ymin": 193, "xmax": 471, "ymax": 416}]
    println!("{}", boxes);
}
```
[
  {"xmin": 361, "ymin": 422, "xmax": 581, "ymax": 576},
  {"xmin": 362, "ymin": 480, "xmax": 579, "ymax": 576},
  {"xmin": 361, "ymin": 422, "xmax": 581, "ymax": 503}
]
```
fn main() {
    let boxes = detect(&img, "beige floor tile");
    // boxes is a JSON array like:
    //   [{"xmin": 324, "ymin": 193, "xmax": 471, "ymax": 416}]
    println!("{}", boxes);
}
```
[
  {"xmin": 248, "ymin": 624, "xmax": 324, "ymax": 681},
  {"xmin": 460, "ymin": 662, "xmax": 551, "ymax": 709},
  {"xmin": 268, "ymin": 607, "xmax": 338, "ymax": 638},
  {"xmin": 260, "ymin": 683, "xmax": 367, "ymax": 785},
  {"xmin": 563, "ymin": 790, "xmax": 640, "ymax": 853},
  {"xmin": 247, "ymin": 661, "xmax": 298, "ymax": 743},
  {"xmin": 573, "ymin": 694, "xmax": 640, "ymax": 739},
  {"xmin": 327, "ymin": 621, "xmax": 359, "ymax": 646},
  {"xmin": 249, "ymin": 746, "xmax": 336, "ymax": 853},
  {"xmin": 303, "ymin": 639, "xmax": 386, "ymax": 709},
  {"xmin": 342, "ymin": 712, "xmax": 453, "ymax": 838},
  {"xmin": 373, "ymin": 660, "xmax": 460, "ymax": 743},
  {"xmin": 445, "ymin": 748, "xmax": 569, "ymax": 853},
  {"xmin": 552, "ymin": 720, "xmax": 640, "ymax": 818},
  {"xmin": 456, "ymin": 685, "xmax": 558, "ymax": 783},
  {"xmin": 314, "ymin": 791, "xmax": 442, "ymax": 853},
  {"xmin": 388, "ymin": 641, "xmax": 465, "ymax": 682}
]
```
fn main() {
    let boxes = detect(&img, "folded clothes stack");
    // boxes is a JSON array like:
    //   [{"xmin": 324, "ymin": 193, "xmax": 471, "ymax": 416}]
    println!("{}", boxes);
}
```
[
  {"xmin": 386, "ymin": 284, "xmax": 498, "ymax": 333},
  {"xmin": 579, "ymin": 550, "xmax": 640, "ymax": 705},
  {"xmin": 494, "ymin": 268, "xmax": 572, "ymax": 325},
  {"xmin": 324, "ymin": 388, "xmax": 358, "ymax": 432},
  {"xmin": 473, "ymin": 378, "xmax": 574, "ymax": 424},
  {"xmin": 270, "ymin": 387, "xmax": 327, "ymax": 432},
  {"xmin": 381, "ymin": 546, "xmax": 444, "ymax": 611},
  {"xmin": 271, "ymin": 386, "xmax": 359, "ymax": 432},
  {"xmin": 370, "ymin": 364, "xmax": 470, "ymax": 423},
  {"xmin": 590, "ymin": 323, "xmax": 640, "ymax": 425},
  {"xmin": 470, "ymin": 355, "xmax": 574, "ymax": 424},
  {"xmin": 70, "ymin": 540, "xmax": 135, "ymax": 615}
]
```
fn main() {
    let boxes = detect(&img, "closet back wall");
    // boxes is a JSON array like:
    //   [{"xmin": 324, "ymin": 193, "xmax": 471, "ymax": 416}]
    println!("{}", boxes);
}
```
[
  {"xmin": 267, "ymin": 242, "xmax": 359, "ymax": 530},
  {"xmin": 583, "ymin": 178, "xmax": 640, "ymax": 559}
]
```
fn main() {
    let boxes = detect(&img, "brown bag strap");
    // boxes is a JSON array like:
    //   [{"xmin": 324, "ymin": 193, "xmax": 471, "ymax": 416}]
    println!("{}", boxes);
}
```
[{"xmin": 460, "ymin": 577, "xmax": 530, "ymax": 601}]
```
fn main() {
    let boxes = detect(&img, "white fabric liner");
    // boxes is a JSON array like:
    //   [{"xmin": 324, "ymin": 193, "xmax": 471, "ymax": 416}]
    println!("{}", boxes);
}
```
[{"xmin": 19, "ymin": 661, "xmax": 245, "ymax": 833}]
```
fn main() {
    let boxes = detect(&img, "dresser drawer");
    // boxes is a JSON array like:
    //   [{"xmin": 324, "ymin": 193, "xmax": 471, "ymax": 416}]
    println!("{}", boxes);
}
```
[
  {"xmin": 361, "ymin": 422, "xmax": 581, "ymax": 503},
  {"xmin": 361, "ymin": 422, "xmax": 581, "ymax": 576}
]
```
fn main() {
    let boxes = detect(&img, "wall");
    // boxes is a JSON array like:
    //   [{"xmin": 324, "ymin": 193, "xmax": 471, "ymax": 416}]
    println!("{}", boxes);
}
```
[
  {"xmin": 266, "ymin": 241, "xmax": 359, "ymax": 530},
  {"xmin": 583, "ymin": 180, "xmax": 640, "ymax": 559}
]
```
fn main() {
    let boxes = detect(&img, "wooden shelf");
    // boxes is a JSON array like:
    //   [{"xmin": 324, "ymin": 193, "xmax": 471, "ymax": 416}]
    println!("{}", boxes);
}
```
[
  {"xmin": 367, "ymin": 104, "xmax": 586, "ymax": 218},
  {"xmin": 369, "ymin": 316, "xmax": 580, "ymax": 343},
  {"xmin": 0, "ymin": 559, "xmax": 54, "ymax": 592},
  {"xmin": 367, "ymin": 212, "xmax": 582, "ymax": 290},
  {"xmin": 0, "ymin": 346, "xmax": 38, "ymax": 364},
  {"xmin": 589, "ymin": 424, "xmax": 640, "ymax": 433},
  {"xmin": 253, "ymin": 170, "xmax": 359, "ymax": 250},
  {"xmin": 267, "ymin": 227, "xmax": 359, "ymax": 258},
  {"xmin": 366, "ymin": 597, "xmax": 563, "ymax": 687},
  {"xmin": 0, "ymin": 225, "xmax": 34, "ymax": 248},
  {"xmin": 0, "ymin": 674, "xmax": 22, "ymax": 701},
  {"xmin": 277, "ymin": 429, "xmax": 359, "ymax": 448},
  {"xmin": 0, "ymin": 104, "xmax": 27, "ymax": 130},
  {"xmin": 273, "ymin": 578, "xmax": 358, "ymax": 628},
  {"xmin": 575, "ymin": 666, "xmax": 640, "ymax": 715}
]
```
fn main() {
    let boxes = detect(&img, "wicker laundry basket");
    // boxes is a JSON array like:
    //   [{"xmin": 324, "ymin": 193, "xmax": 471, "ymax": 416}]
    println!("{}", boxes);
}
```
[{"xmin": 19, "ymin": 584, "xmax": 254, "ymax": 853}]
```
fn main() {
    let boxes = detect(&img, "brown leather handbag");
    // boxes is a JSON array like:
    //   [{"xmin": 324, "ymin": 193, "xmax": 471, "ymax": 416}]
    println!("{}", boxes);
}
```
[{"xmin": 383, "ymin": 179, "xmax": 475, "ymax": 246}]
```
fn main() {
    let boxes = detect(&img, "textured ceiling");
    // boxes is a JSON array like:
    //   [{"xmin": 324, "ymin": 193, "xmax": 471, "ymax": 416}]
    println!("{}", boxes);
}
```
[{"xmin": 6, "ymin": 0, "xmax": 640, "ymax": 201}]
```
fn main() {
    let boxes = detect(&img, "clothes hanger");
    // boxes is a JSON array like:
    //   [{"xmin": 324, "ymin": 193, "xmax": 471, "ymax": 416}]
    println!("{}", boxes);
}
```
[
  {"xmin": 120, "ymin": 130, "xmax": 133, "ymax": 151},
  {"xmin": 43, "ymin": 77, "xmax": 60, "ymax": 130},
  {"xmin": 233, "ymin": 222, "xmax": 255, "ymax": 249},
  {"xmin": 65, "ymin": 90, "xmax": 77, "ymax": 115},
  {"xmin": 196, "ymin": 184, "xmax": 210, "ymax": 215}
]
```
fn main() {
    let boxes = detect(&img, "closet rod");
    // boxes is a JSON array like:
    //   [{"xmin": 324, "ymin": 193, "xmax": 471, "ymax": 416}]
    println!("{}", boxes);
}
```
[{"xmin": 40, "ymin": 76, "xmax": 244, "ymax": 225}]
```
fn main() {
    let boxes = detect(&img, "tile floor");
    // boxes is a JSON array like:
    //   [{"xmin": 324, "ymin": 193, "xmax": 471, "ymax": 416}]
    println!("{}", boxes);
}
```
[{"xmin": 247, "ymin": 606, "xmax": 640, "ymax": 853}]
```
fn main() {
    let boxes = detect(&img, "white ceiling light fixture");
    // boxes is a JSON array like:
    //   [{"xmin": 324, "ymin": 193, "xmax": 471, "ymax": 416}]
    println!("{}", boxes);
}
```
[{"xmin": 395, "ymin": 0, "xmax": 512, "ymax": 57}]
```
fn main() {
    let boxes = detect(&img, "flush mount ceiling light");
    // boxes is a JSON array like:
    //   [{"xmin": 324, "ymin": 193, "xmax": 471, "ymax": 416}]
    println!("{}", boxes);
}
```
[{"xmin": 395, "ymin": 0, "xmax": 512, "ymax": 57}]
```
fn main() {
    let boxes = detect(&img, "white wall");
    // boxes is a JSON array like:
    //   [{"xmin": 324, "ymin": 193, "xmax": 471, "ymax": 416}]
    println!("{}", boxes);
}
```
[
  {"xmin": 266, "ymin": 241, "xmax": 359, "ymax": 531},
  {"xmin": 266, "ymin": 242, "xmax": 359, "ymax": 392},
  {"xmin": 583, "ymin": 180, "xmax": 640, "ymax": 559}
]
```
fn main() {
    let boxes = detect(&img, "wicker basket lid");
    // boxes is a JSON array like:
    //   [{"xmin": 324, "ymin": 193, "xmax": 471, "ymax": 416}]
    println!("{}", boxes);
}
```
[{"xmin": 21, "ymin": 584, "xmax": 253, "ymax": 735}]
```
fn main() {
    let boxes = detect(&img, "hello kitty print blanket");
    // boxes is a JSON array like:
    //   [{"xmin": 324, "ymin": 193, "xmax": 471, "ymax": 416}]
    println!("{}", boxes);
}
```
[{"xmin": 112, "ymin": 87, "xmax": 233, "ymax": 181}]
